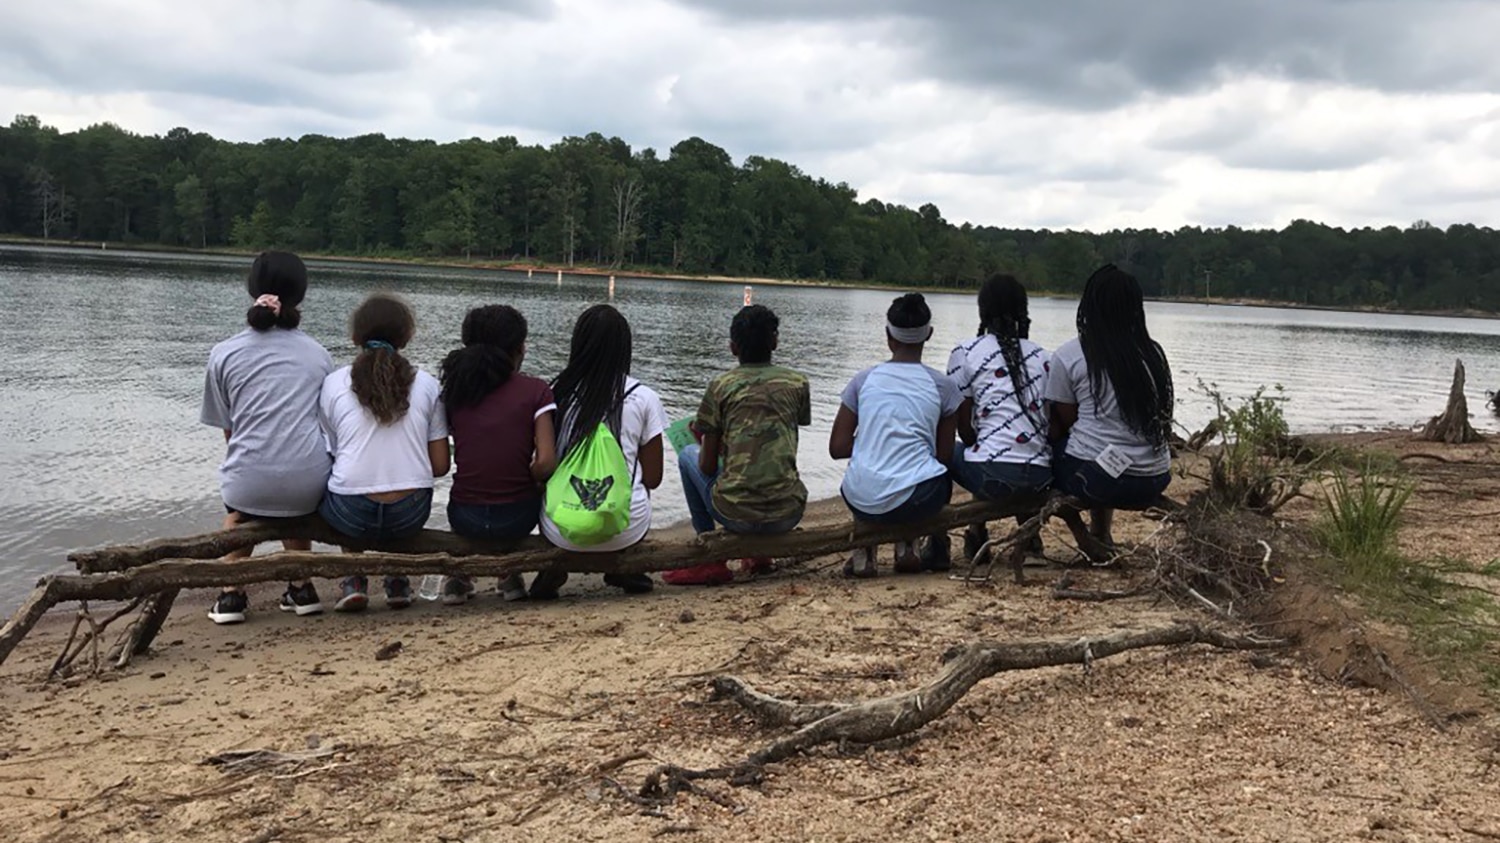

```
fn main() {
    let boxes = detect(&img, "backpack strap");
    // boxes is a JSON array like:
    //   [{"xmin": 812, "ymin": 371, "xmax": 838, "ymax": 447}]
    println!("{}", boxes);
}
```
[{"xmin": 619, "ymin": 382, "xmax": 642, "ymax": 485}]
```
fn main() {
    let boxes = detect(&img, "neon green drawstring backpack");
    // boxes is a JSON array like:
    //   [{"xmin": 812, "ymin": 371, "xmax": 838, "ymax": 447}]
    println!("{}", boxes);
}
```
[{"xmin": 545, "ymin": 396, "xmax": 636, "ymax": 546}]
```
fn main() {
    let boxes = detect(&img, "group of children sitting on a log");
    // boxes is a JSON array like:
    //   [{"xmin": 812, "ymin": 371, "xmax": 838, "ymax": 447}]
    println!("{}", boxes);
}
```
[{"xmin": 202, "ymin": 253, "xmax": 1174, "ymax": 625}]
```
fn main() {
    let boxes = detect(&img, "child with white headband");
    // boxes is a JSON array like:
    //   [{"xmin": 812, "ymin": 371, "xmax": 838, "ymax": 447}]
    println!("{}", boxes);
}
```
[{"xmin": 829, "ymin": 293, "xmax": 962, "ymax": 578}]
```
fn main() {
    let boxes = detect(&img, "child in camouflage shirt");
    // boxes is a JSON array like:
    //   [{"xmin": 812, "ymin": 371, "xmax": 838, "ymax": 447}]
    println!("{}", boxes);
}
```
[{"xmin": 665, "ymin": 305, "xmax": 811, "ymax": 586}]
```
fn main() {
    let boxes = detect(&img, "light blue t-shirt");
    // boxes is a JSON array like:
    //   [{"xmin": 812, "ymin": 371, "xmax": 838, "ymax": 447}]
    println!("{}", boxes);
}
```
[
  {"xmin": 200, "ymin": 328, "xmax": 334, "ymax": 517},
  {"xmin": 839, "ymin": 362, "xmax": 963, "ymax": 515}
]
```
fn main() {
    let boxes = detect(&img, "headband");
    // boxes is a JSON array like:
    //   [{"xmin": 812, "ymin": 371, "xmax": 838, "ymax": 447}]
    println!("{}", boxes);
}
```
[
  {"xmin": 886, "ymin": 322, "xmax": 933, "ymax": 345},
  {"xmin": 253, "ymin": 294, "xmax": 281, "ymax": 316}
]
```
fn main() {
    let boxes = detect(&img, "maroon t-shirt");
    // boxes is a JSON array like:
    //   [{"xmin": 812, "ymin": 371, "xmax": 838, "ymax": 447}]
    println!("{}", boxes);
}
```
[{"xmin": 449, "ymin": 374, "xmax": 557, "ymax": 505}]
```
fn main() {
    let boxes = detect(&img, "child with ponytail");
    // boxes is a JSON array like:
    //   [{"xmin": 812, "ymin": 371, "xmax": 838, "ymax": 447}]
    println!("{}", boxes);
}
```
[
  {"xmin": 439, "ymin": 304, "xmax": 557, "ymax": 604},
  {"xmin": 318, "ymin": 293, "xmax": 451, "ymax": 611}
]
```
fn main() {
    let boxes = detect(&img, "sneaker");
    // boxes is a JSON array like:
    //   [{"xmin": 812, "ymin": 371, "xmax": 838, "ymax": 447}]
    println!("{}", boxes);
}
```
[
  {"xmin": 918, "ymin": 533, "xmax": 951, "ymax": 572},
  {"xmin": 279, "ymin": 582, "xmax": 324, "ymax": 616},
  {"xmin": 208, "ymin": 589, "xmax": 248, "ymax": 625},
  {"xmin": 441, "ymin": 575, "xmax": 474, "ymax": 606},
  {"xmin": 384, "ymin": 576, "xmax": 413, "ymax": 609},
  {"xmin": 529, "ymin": 570, "xmax": 569, "ymax": 601},
  {"xmin": 964, "ymin": 524, "xmax": 992, "ymax": 565},
  {"xmin": 661, "ymin": 562, "xmax": 733, "ymax": 587},
  {"xmin": 498, "ymin": 573, "xmax": 528, "ymax": 602},
  {"xmin": 334, "ymin": 576, "xmax": 369, "ymax": 613},
  {"xmin": 893, "ymin": 541, "xmax": 922, "ymax": 574},
  {"xmin": 604, "ymin": 573, "xmax": 655, "ymax": 594},
  {"xmin": 842, "ymin": 547, "xmax": 877, "ymax": 579}
]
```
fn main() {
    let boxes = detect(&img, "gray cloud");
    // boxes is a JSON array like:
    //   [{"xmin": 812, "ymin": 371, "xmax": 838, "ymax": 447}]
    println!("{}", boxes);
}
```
[{"xmin": 677, "ymin": 0, "xmax": 1500, "ymax": 109}]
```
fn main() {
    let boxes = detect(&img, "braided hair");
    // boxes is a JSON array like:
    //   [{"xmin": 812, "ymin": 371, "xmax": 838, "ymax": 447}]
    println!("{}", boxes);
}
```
[
  {"xmin": 552, "ymin": 304, "xmax": 633, "ymax": 455},
  {"xmin": 1076, "ymin": 264, "xmax": 1174, "ymax": 447},
  {"xmin": 348, "ymin": 293, "xmax": 416, "ymax": 425},
  {"xmin": 440, "ymin": 304, "xmax": 526, "ymax": 414},
  {"xmin": 976, "ymin": 274, "xmax": 1043, "ymax": 432}
]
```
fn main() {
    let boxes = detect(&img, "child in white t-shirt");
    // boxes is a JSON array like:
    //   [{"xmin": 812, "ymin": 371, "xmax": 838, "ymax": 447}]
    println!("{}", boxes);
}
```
[{"xmin": 318, "ymin": 293, "xmax": 451, "ymax": 611}]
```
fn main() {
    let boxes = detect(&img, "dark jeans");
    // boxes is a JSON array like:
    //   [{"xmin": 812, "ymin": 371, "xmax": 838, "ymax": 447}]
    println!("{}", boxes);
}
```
[
  {"xmin": 1053, "ymin": 451, "xmax": 1170, "ymax": 509},
  {"xmin": 448, "ymin": 498, "xmax": 541, "ymax": 541},
  {"xmin": 319, "ymin": 488, "xmax": 433, "ymax": 541},
  {"xmin": 844, "ymin": 473, "xmax": 953, "ymax": 525},
  {"xmin": 678, "ymin": 444, "xmax": 803, "ymax": 535},
  {"xmin": 950, "ymin": 459, "xmax": 1052, "ymax": 500}
]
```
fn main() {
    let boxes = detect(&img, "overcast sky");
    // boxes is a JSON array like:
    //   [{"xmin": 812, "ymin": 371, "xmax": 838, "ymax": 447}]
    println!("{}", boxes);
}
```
[{"xmin": 4, "ymin": 0, "xmax": 1499, "ymax": 232}]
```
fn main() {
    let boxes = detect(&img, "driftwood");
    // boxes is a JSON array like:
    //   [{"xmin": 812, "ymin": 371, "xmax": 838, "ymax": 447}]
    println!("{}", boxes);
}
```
[
  {"xmin": 639, "ymin": 621, "xmax": 1284, "ymax": 800},
  {"xmin": 1421, "ymin": 358, "xmax": 1483, "ymax": 444},
  {"xmin": 3, "ymin": 497, "xmax": 1061, "ymax": 669}
]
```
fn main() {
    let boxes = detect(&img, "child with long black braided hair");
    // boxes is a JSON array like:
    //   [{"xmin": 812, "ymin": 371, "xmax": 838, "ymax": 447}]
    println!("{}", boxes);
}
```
[
  {"xmin": 1045, "ymin": 264, "xmax": 1174, "ymax": 559},
  {"xmin": 922, "ymin": 274, "xmax": 1053, "ymax": 569}
]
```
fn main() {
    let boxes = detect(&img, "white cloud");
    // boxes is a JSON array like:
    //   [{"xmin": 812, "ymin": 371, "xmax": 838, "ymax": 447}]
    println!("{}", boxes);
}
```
[{"xmin": 4, "ymin": 0, "xmax": 1500, "ymax": 232}]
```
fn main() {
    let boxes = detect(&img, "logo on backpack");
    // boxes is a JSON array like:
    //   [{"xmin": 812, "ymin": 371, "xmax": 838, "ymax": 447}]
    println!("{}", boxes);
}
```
[{"xmin": 569, "ymin": 476, "xmax": 615, "ymax": 511}]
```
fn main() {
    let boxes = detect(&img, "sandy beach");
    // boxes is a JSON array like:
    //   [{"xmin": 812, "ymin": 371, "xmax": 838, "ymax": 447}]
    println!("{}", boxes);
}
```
[{"xmin": 2, "ymin": 434, "xmax": 1499, "ymax": 842}]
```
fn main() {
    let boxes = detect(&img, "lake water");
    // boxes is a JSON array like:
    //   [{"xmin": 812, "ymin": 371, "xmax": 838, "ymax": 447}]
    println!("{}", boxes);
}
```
[{"xmin": 2, "ymin": 245, "xmax": 1499, "ymax": 597}]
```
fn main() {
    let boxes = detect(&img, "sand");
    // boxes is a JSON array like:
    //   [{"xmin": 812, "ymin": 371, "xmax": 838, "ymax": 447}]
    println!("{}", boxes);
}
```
[{"xmin": 2, "ymin": 436, "xmax": 1499, "ymax": 842}]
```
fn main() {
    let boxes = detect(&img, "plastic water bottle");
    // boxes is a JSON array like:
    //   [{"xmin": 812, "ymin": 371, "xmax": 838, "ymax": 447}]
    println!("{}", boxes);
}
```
[{"xmin": 417, "ymin": 575, "xmax": 443, "ymax": 601}]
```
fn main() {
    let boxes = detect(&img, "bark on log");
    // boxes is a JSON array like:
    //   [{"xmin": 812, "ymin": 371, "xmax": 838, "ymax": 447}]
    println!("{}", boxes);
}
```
[
  {"xmin": 1421, "ymin": 358, "xmax": 1483, "ymax": 444},
  {"xmin": 642, "ymin": 622, "xmax": 1284, "ymax": 798},
  {"xmin": 4, "ymin": 497, "xmax": 1056, "ymax": 669}
]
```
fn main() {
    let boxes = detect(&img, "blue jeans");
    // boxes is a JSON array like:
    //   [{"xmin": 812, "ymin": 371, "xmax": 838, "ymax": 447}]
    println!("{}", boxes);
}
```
[
  {"xmin": 319, "ymin": 488, "xmax": 433, "ymax": 542},
  {"xmin": 448, "ymin": 498, "xmax": 541, "ymax": 541},
  {"xmin": 951, "ymin": 458, "xmax": 1052, "ymax": 501},
  {"xmin": 1053, "ymin": 451, "xmax": 1170, "ymax": 509},
  {"xmin": 678, "ymin": 444, "xmax": 803, "ymax": 535},
  {"xmin": 844, "ymin": 473, "xmax": 953, "ymax": 525}
]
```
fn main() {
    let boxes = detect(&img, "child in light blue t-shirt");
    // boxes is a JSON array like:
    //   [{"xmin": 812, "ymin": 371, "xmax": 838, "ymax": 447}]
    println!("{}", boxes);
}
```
[{"xmin": 830, "ymin": 293, "xmax": 962, "ymax": 579}]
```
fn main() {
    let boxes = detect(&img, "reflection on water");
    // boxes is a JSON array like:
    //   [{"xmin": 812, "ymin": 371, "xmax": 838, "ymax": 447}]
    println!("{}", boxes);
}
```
[{"xmin": 3, "ymin": 245, "xmax": 1499, "ymax": 597}]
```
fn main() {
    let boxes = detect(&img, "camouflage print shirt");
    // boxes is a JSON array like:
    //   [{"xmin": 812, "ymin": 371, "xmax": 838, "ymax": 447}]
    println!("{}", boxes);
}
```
[{"xmin": 696, "ymin": 363, "xmax": 812, "ymax": 523}]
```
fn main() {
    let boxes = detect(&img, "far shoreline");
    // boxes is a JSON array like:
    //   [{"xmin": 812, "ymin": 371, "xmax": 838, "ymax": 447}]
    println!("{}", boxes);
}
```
[{"xmin": 4, "ymin": 235, "xmax": 1497, "ymax": 322}]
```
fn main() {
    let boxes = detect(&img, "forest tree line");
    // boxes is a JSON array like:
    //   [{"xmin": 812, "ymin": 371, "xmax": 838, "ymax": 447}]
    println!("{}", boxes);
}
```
[{"xmin": 2, "ymin": 114, "xmax": 1498, "ymax": 310}]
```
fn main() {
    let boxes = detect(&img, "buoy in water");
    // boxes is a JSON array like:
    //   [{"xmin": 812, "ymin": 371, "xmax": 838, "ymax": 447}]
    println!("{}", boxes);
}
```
[
  {"xmin": 527, "ymin": 268, "xmax": 533, "ymax": 278},
  {"xmin": 743, "ymin": 285, "xmax": 753, "ymax": 306}
]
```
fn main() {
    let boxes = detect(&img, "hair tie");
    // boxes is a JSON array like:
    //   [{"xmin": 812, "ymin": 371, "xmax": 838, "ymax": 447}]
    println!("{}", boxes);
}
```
[
  {"xmin": 364, "ymin": 340, "xmax": 396, "ymax": 352},
  {"xmin": 886, "ymin": 322, "xmax": 933, "ymax": 345},
  {"xmin": 253, "ymin": 294, "xmax": 282, "ymax": 316}
]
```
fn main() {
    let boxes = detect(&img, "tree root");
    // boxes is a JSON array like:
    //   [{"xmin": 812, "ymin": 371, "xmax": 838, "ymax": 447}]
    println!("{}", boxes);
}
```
[{"xmin": 640, "ymin": 622, "xmax": 1284, "ymax": 796}]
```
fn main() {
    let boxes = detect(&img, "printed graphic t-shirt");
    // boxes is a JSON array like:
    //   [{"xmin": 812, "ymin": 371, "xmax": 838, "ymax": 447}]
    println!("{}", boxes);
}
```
[
  {"xmin": 695, "ymin": 363, "xmax": 812, "ymax": 523},
  {"xmin": 449, "ymin": 374, "xmax": 557, "ymax": 505},
  {"xmin": 946, "ymin": 335, "xmax": 1051, "ymax": 466},
  {"xmin": 1043, "ymin": 337, "xmax": 1171, "ymax": 476},
  {"xmin": 320, "ymin": 366, "xmax": 450, "ymax": 495},
  {"xmin": 839, "ymin": 361, "xmax": 963, "ymax": 515},
  {"xmin": 200, "ymin": 328, "xmax": 334, "ymax": 517},
  {"xmin": 539, "ymin": 377, "xmax": 668, "ymax": 552}
]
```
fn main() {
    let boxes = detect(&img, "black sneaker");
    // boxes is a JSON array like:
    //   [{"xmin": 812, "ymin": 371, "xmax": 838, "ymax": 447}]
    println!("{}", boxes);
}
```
[
  {"xmin": 208, "ymin": 589, "xmax": 248, "ymax": 625},
  {"xmin": 963, "ymin": 523, "xmax": 992, "ymax": 565},
  {"xmin": 441, "ymin": 575, "xmax": 474, "ymax": 606},
  {"xmin": 918, "ymin": 533, "xmax": 951, "ymax": 572},
  {"xmin": 528, "ymin": 570, "xmax": 569, "ymax": 600},
  {"xmin": 279, "ymin": 582, "xmax": 324, "ymax": 616},
  {"xmin": 384, "ymin": 576, "xmax": 413, "ymax": 609},
  {"xmin": 334, "ymin": 576, "xmax": 369, "ymax": 613},
  {"xmin": 603, "ymin": 573, "xmax": 654, "ymax": 594}
]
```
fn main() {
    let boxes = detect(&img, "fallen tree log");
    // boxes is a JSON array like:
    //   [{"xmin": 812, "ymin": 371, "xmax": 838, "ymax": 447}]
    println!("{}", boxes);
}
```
[
  {"xmin": 4, "ymin": 496, "xmax": 1061, "ymax": 669},
  {"xmin": 640, "ymin": 621, "xmax": 1285, "ymax": 800}
]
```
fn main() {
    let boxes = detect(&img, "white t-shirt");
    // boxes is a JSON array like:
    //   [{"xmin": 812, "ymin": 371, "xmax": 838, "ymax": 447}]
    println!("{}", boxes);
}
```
[
  {"xmin": 319, "ymin": 366, "xmax": 450, "ymax": 495},
  {"xmin": 1043, "ymin": 338, "xmax": 1171, "ymax": 476},
  {"xmin": 540, "ymin": 377, "xmax": 668, "ymax": 552},
  {"xmin": 839, "ymin": 362, "xmax": 963, "ymax": 515},
  {"xmin": 946, "ymin": 335, "xmax": 1051, "ymax": 466}
]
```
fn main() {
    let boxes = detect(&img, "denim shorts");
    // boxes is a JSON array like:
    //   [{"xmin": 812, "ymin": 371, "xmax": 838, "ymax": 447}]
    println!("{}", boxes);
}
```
[
  {"xmin": 844, "ymin": 473, "xmax": 953, "ymax": 525},
  {"xmin": 1052, "ymin": 452, "xmax": 1170, "ymax": 509},
  {"xmin": 951, "ymin": 460, "xmax": 1052, "ymax": 501},
  {"xmin": 447, "ymin": 498, "xmax": 541, "ymax": 541},
  {"xmin": 319, "ymin": 488, "xmax": 433, "ymax": 541}
]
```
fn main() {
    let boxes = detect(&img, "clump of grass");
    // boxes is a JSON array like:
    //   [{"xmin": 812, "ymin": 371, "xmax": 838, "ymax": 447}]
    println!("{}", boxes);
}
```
[
  {"xmin": 1315, "ymin": 462, "xmax": 1414, "ymax": 585},
  {"xmin": 1192, "ymin": 382, "xmax": 1321, "ymax": 514}
]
